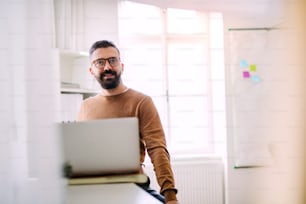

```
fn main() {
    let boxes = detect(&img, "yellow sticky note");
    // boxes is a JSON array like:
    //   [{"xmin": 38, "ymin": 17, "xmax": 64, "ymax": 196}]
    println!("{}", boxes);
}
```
[{"xmin": 249, "ymin": 64, "xmax": 257, "ymax": 72}]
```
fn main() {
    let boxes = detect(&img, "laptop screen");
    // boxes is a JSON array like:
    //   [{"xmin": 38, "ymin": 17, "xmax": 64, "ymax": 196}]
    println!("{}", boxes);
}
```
[{"xmin": 58, "ymin": 117, "xmax": 140, "ymax": 178}]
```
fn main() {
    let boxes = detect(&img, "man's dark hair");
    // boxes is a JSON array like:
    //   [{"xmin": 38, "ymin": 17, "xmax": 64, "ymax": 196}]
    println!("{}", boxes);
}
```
[{"xmin": 89, "ymin": 40, "xmax": 120, "ymax": 57}]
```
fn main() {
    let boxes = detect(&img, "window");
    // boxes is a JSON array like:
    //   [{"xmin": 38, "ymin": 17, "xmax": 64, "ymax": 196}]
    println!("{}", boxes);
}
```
[{"xmin": 118, "ymin": 1, "xmax": 225, "ymax": 155}]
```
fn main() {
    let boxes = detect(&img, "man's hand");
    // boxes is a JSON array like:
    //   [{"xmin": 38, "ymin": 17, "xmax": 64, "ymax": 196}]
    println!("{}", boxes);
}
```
[{"xmin": 166, "ymin": 201, "xmax": 179, "ymax": 204}]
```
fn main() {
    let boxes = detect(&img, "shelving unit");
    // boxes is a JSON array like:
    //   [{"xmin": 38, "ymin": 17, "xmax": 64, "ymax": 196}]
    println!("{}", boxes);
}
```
[
  {"xmin": 54, "ymin": 49, "xmax": 99, "ymax": 122},
  {"xmin": 55, "ymin": 49, "xmax": 99, "ymax": 98}
]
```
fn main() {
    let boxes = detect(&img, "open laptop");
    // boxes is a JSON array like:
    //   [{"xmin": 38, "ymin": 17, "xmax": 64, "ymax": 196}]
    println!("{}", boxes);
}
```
[{"xmin": 58, "ymin": 117, "xmax": 142, "ymax": 180}]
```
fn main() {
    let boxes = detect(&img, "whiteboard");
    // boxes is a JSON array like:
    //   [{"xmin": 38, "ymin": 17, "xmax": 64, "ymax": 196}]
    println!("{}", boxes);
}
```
[{"xmin": 227, "ymin": 28, "xmax": 282, "ymax": 168}]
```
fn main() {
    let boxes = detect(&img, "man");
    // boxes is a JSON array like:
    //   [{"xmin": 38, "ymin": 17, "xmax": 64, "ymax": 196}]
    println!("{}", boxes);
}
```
[{"xmin": 77, "ymin": 40, "xmax": 179, "ymax": 204}]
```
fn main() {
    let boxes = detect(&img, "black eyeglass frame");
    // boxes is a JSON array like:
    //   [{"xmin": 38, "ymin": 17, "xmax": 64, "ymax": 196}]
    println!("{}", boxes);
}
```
[{"xmin": 92, "ymin": 57, "xmax": 120, "ymax": 69}]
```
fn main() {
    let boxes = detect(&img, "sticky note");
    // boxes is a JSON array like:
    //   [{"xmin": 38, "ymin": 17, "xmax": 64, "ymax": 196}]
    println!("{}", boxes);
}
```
[
  {"xmin": 243, "ymin": 71, "xmax": 250, "ymax": 78},
  {"xmin": 240, "ymin": 60, "xmax": 248, "ymax": 68},
  {"xmin": 252, "ymin": 75, "xmax": 261, "ymax": 82},
  {"xmin": 249, "ymin": 64, "xmax": 257, "ymax": 72}
]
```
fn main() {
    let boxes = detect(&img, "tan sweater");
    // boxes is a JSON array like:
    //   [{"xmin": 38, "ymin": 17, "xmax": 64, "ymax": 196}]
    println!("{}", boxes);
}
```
[{"xmin": 77, "ymin": 88, "xmax": 177, "ymax": 202}]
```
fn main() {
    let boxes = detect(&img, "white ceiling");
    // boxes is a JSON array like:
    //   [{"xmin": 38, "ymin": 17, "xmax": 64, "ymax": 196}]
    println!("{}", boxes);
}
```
[{"xmin": 129, "ymin": 0, "xmax": 287, "ymax": 26}]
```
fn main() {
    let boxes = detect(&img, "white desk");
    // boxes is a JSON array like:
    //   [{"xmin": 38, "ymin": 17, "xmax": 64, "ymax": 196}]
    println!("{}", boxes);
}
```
[{"xmin": 65, "ymin": 183, "xmax": 162, "ymax": 204}]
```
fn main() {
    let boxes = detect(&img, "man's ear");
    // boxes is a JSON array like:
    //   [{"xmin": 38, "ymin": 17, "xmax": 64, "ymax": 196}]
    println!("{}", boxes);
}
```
[
  {"xmin": 89, "ymin": 67, "xmax": 94, "ymax": 75},
  {"xmin": 121, "ymin": 63, "xmax": 124, "ymax": 72}
]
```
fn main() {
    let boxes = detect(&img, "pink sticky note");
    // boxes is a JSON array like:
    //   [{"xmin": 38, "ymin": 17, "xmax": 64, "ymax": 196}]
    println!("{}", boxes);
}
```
[{"xmin": 243, "ymin": 71, "xmax": 250, "ymax": 78}]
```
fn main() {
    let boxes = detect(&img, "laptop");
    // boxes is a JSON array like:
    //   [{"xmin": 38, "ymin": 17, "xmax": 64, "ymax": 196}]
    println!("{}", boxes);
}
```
[{"xmin": 58, "ymin": 117, "xmax": 143, "ymax": 182}]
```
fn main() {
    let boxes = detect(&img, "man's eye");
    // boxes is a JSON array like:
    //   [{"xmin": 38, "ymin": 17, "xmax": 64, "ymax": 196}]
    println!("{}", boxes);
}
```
[
  {"xmin": 109, "ymin": 58, "xmax": 116, "ymax": 64},
  {"xmin": 97, "ymin": 60, "xmax": 105, "ymax": 65}
]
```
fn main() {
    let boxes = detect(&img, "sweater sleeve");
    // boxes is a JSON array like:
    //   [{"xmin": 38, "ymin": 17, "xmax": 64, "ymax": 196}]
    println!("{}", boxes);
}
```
[{"xmin": 137, "ymin": 97, "xmax": 178, "ymax": 201}]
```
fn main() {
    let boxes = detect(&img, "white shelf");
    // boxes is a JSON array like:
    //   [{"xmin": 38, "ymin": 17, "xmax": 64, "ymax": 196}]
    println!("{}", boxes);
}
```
[
  {"xmin": 55, "ymin": 48, "xmax": 99, "ymax": 122},
  {"xmin": 54, "ymin": 48, "xmax": 100, "ymax": 96},
  {"xmin": 60, "ymin": 49, "xmax": 89, "ymax": 58},
  {"xmin": 61, "ymin": 87, "xmax": 98, "ymax": 94}
]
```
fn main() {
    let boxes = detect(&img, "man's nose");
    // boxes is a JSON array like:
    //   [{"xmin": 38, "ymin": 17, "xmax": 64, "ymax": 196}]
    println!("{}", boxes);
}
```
[{"xmin": 103, "ymin": 60, "xmax": 112, "ymax": 70}]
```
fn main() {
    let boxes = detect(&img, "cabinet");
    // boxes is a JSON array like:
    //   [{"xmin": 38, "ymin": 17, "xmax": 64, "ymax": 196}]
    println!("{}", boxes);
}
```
[
  {"xmin": 57, "ymin": 49, "xmax": 99, "ymax": 97},
  {"xmin": 55, "ymin": 49, "xmax": 99, "ymax": 121}
]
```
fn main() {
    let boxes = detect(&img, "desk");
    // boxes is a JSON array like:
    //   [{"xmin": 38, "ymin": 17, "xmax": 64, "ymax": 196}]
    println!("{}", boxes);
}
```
[{"xmin": 65, "ymin": 183, "xmax": 162, "ymax": 204}]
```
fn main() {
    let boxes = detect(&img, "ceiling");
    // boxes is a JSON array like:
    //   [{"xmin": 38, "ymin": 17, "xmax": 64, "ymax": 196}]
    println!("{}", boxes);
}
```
[{"xmin": 129, "ymin": 0, "xmax": 287, "ymax": 26}]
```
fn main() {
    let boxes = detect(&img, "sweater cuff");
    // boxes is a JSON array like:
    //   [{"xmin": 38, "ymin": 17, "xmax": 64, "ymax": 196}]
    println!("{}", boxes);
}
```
[{"xmin": 163, "ymin": 189, "xmax": 178, "ymax": 202}]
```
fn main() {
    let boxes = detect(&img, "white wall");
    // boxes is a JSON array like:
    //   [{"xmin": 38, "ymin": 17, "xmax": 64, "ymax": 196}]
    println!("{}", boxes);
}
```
[
  {"xmin": 0, "ymin": 1, "xmax": 120, "ymax": 204},
  {"xmin": 223, "ymin": 1, "xmax": 306, "ymax": 204},
  {"xmin": 0, "ymin": 1, "xmax": 63, "ymax": 204},
  {"xmin": 54, "ymin": 0, "xmax": 119, "ymax": 52}
]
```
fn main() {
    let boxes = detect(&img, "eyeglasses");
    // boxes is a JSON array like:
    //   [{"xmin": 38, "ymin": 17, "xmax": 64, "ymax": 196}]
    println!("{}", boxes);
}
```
[{"xmin": 92, "ymin": 57, "xmax": 120, "ymax": 69}]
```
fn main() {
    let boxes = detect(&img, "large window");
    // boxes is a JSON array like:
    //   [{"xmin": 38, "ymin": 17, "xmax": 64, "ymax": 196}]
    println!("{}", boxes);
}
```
[{"xmin": 118, "ymin": 1, "xmax": 226, "ymax": 155}]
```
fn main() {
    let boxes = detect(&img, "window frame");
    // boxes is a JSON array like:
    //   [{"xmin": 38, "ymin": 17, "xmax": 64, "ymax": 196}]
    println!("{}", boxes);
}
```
[{"xmin": 118, "ymin": 1, "xmax": 225, "ymax": 156}]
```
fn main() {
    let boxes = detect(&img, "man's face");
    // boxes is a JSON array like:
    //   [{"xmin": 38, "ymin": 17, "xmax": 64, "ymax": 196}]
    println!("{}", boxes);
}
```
[{"xmin": 90, "ymin": 47, "xmax": 124, "ymax": 89}]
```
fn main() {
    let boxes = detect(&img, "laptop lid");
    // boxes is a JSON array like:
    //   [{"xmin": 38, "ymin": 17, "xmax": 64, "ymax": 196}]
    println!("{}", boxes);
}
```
[{"xmin": 58, "ymin": 117, "xmax": 140, "ymax": 178}]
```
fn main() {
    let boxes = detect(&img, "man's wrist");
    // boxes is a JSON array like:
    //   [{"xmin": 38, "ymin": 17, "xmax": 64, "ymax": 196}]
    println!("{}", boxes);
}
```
[{"xmin": 163, "ymin": 189, "xmax": 178, "ymax": 202}]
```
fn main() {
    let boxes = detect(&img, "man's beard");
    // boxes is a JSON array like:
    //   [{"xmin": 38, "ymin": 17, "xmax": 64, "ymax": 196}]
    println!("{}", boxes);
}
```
[{"xmin": 96, "ymin": 70, "xmax": 121, "ymax": 89}]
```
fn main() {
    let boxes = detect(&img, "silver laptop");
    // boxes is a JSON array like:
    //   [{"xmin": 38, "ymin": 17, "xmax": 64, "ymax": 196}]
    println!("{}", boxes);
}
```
[{"xmin": 58, "ymin": 117, "xmax": 140, "ymax": 178}]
